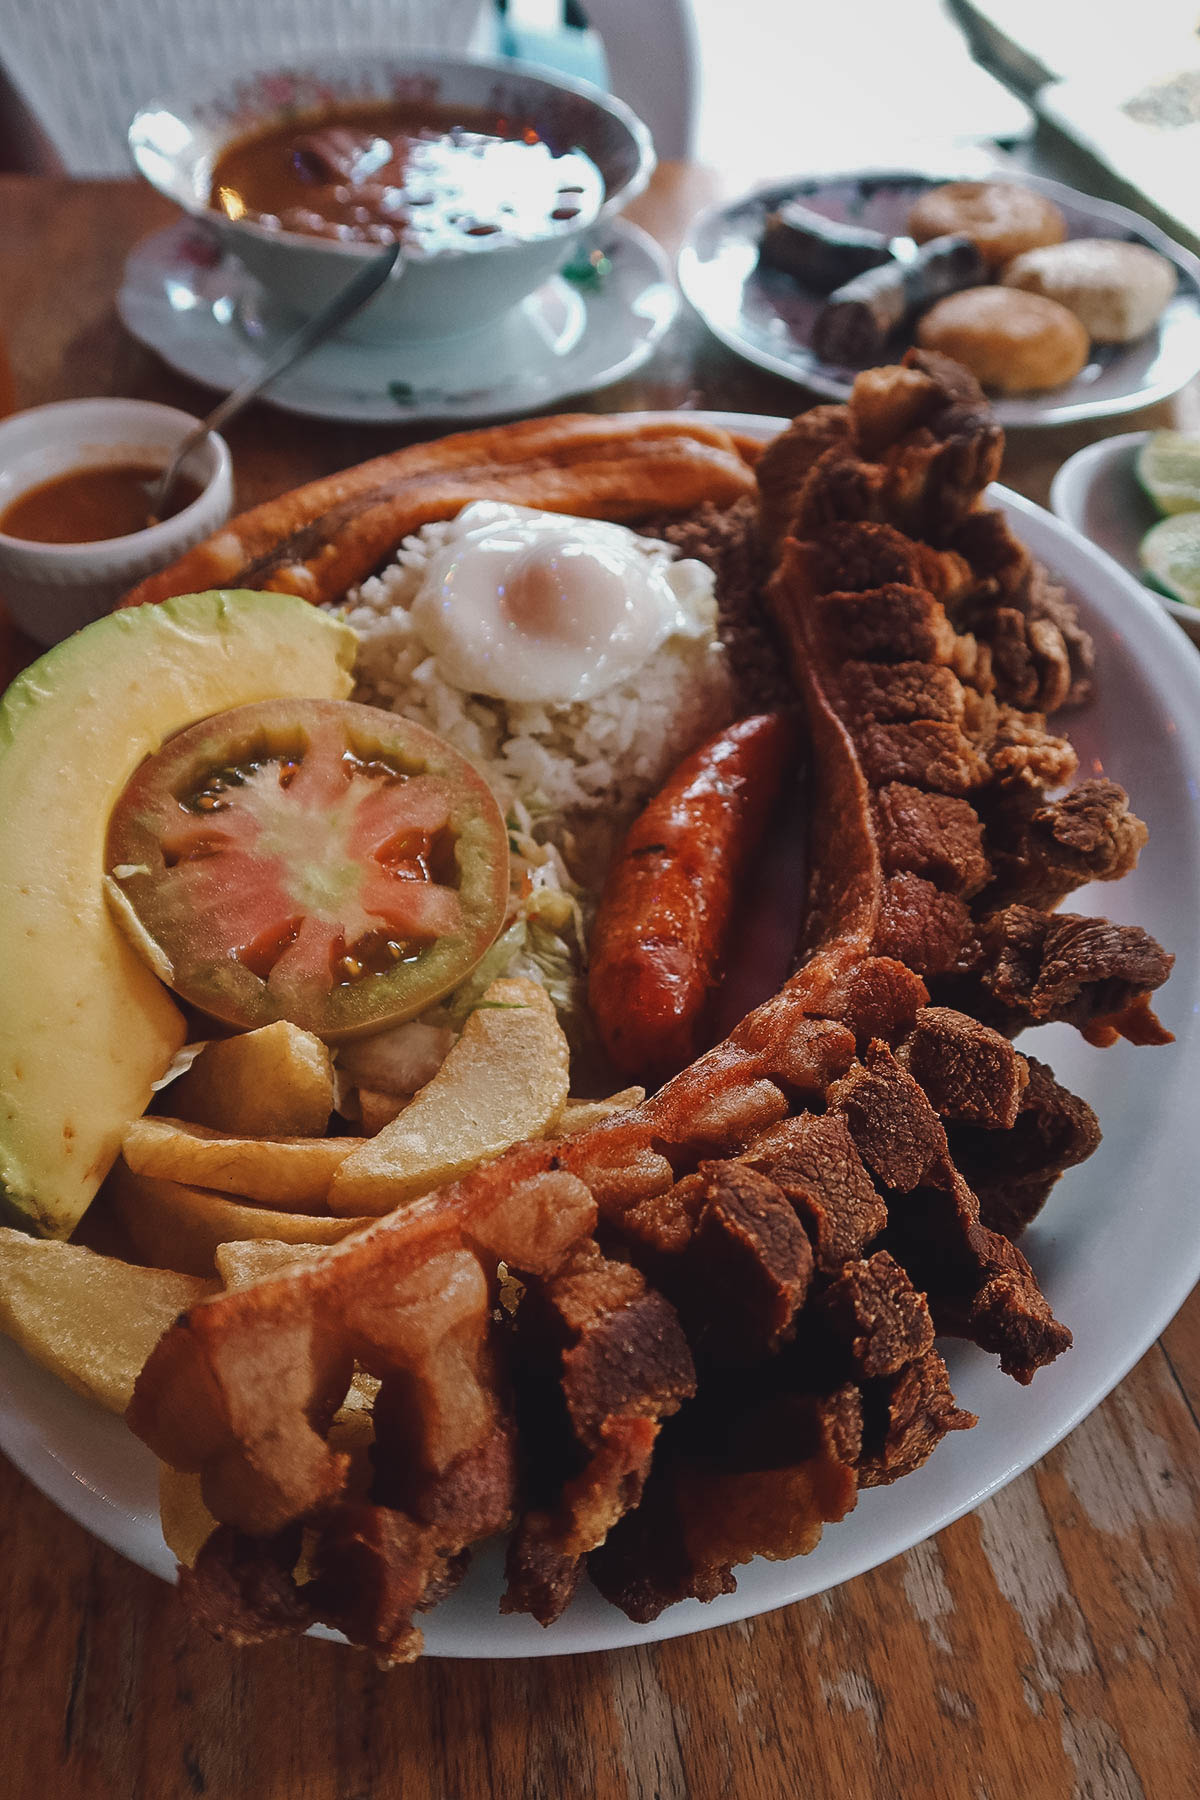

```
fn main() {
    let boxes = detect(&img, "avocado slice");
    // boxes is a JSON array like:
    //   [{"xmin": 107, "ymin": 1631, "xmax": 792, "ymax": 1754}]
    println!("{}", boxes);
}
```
[{"xmin": 0, "ymin": 590, "xmax": 357, "ymax": 1237}]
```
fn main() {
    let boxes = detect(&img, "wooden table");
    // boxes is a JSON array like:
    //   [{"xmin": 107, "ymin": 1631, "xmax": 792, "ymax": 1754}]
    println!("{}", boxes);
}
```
[{"xmin": 2, "ymin": 170, "xmax": 1199, "ymax": 1800}]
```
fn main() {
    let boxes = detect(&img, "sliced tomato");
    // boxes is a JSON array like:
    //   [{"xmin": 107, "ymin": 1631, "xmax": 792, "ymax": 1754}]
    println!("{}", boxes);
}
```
[{"xmin": 105, "ymin": 699, "xmax": 510, "ymax": 1039}]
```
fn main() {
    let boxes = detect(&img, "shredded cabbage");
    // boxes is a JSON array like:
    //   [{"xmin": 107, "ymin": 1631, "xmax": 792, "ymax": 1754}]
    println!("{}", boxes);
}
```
[{"xmin": 431, "ymin": 798, "xmax": 591, "ymax": 1036}]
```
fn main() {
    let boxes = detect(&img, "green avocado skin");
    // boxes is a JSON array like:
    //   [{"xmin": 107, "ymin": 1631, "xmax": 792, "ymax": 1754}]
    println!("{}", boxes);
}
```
[
  {"xmin": 0, "ymin": 1186, "xmax": 41, "ymax": 1237},
  {"xmin": 0, "ymin": 589, "xmax": 358, "ymax": 1238}
]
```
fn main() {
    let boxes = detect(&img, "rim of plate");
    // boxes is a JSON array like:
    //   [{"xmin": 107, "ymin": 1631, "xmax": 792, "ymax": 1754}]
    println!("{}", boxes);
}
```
[
  {"xmin": 678, "ymin": 170, "xmax": 1200, "ymax": 428},
  {"xmin": 3, "ymin": 414, "xmax": 1199, "ymax": 1657}
]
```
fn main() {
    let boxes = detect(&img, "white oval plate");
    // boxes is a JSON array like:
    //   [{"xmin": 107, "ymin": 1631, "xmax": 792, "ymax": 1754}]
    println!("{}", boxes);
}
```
[
  {"xmin": 3, "ymin": 413, "xmax": 1199, "ymax": 1657},
  {"xmin": 117, "ymin": 218, "xmax": 677, "ymax": 426},
  {"xmin": 679, "ymin": 170, "xmax": 1200, "ymax": 428}
]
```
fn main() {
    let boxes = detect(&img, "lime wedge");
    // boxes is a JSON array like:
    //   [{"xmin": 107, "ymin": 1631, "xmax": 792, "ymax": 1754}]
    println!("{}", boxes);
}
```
[
  {"xmin": 1135, "ymin": 431, "xmax": 1200, "ymax": 516},
  {"xmin": 1140, "ymin": 512, "xmax": 1200, "ymax": 606}
]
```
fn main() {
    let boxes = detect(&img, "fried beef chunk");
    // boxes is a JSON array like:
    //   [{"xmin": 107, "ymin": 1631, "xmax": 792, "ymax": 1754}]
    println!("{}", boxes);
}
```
[
  {"xmin": 943, "ymin": 906, "xmax": 1174, "ymax": 1040},
  {"xmin": 881, "ymin": 1159, "xmax": 1072, "ymax": 1383},
  {"xmin": 859, "ymin": 1350, "xmax": 976, "ymax": 1487},
  {"xmin": 180, "ymin": 1526, "xmax": 311, "ymax": 1648},
  {"xmin": 503, "ymin": 1242, "xmax": 694, "ymax": 1625},
  {"xmin": 828, "ymin": 1041, "xmax": 950, "ymax": 1194},
  {"xmin": 946, "ymin": 1056, "xmax": 1101, "ymax": 1239},
  {"xmin": 874, "ymin": 873, "xmax": 974, "ymax": 978},
  {"xmin": 873, "ymin": 784, "xmax": 990, "ymax": 897},
  {"xmin": 946, "ymin": 509, "xmax": 1094, "ymax": 711},
  {"xmin": 981, "ymin": 778, "xmax": 1149, "ymax": 912},
  {"xmin": 682, "ymin": 1163, "xmax": 814, "ymax": 1365},
  {"xmin": 737, "ymin": 1111, "xmax": 887, "ymax": 1273},
  {"xmin": 589, "ymin": 1385, "xmax": 863, "ymax": 1622},
  {"xmin": 816, "ymin": 1250, "xmax": 935, "ymax": 1378},
  {"xmin": 829, "ymin": 1043, "xmax": 1070, "ymax": 1382},
  {"xmin": 895, "ymin": 1005, "xmax": 1028, "ymax": 1130},
  {"xmin": 308, "ymin": 1505, "xmax": 469, "ymax": 1664}
]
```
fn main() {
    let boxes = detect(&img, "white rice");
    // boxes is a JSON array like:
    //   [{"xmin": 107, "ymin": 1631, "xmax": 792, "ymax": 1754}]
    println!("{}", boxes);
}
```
[{"xmin": 341, "ymin": 513, "xmax": 734, "ymax": 871}]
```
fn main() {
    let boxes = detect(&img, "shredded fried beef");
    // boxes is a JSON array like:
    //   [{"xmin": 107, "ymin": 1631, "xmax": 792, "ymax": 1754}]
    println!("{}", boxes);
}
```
[{"xmin": 640, "ymin": 495, "xmax": 792, "ymax": 709}]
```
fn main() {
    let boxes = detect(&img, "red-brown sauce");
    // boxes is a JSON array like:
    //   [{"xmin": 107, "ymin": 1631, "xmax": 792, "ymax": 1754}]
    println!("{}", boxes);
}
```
[
  {"xmin": 210, "ymin": 100, "xmax": 604, "ymax": 252},
  {"xmin": 0, "ymin": 464, "xmax": 204, "ymax": 544}
]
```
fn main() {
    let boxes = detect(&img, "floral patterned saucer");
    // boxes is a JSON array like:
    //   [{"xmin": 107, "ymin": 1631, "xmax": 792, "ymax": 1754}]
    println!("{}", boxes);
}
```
[{"xmin": 117, "ymin": 218, "xmax": 676, "ymax": 425}]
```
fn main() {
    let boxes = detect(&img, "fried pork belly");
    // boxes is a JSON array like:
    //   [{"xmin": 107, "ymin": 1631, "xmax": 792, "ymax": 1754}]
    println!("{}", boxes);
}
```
[
  {"xmin": 756, "ymin": 349, "xmax": 1004, "ymax": 551},
  {"xmin": 756, "ymin": 404, "xmax": 856, "ymax": 548},
  {"xmin": 128, "ymin": 357, "xmax": 1171, "ymax": 1655},
  {"xmin": 766, "ymin": 361, "xmax": 1171, "ymax": 1046},
  {"xmin": 130, "ymin": 1159, "xmax": 652, "ymax": 1659}
]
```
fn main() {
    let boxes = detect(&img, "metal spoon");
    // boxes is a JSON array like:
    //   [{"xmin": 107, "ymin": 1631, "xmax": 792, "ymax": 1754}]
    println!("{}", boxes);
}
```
[{"xmin": 145, "ymin": 240, "xmax": 401, "ymax": 522}]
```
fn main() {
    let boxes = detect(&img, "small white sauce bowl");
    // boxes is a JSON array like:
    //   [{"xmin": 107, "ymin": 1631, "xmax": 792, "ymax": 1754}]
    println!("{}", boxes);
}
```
[
  {"xmin": 1050, "ymin": 431, "xmax": 1200, "ymax": 647},
  {"xmin": 0, "ymin": 399, "xmax": 233, "ymax": 647}
]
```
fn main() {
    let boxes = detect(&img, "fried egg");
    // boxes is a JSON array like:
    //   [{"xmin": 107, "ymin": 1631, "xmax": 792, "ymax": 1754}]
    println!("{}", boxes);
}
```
[{"xmin": 407, "ymin": 502, "xmax": 717, "ymax": 704}]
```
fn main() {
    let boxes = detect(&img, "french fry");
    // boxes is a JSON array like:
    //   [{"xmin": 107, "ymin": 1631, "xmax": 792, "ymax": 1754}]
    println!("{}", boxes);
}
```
[
  {"xmin": 548, "ymin": 1088, "xmax": 647, "ymax": 1137},
  {"xmin": 107, "ymin": 1161, "xmax": 374, "ymax": 1278},
  {"xmin": 215, "ymin": 1238, "xmax": 339, "ymax": 1289},
  {"xmin": 328, "ymin": 978, "xmax": 569, "ymax": 1216},
  {"xmin": 0, "ymin": 1228, "xmax": 214, "ymax": 1413},
  {"xmin": 168, "ymin": 1023, "xmax": 335, "ymax": 1138},
  {"xmin": 121, "ymin": 1116, "xmax": 364, "ymax": 1209}
]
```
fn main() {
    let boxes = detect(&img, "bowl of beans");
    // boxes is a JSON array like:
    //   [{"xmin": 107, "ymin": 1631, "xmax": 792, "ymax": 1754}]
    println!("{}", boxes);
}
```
[{"xmin": 130, "ymin": 53, "xmax": 654, "ymax": 343}]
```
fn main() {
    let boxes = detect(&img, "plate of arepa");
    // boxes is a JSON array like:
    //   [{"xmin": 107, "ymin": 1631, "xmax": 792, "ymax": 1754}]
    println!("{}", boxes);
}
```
[{"xmin": 679, "ymin": 166, "xmax": 1200, "ymax": 427}]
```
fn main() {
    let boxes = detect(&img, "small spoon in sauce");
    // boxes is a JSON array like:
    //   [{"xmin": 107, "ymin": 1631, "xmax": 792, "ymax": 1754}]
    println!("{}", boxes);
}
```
[{"xmin": 145, "ymin": 240, "xmax": 401, "ymax": 522}]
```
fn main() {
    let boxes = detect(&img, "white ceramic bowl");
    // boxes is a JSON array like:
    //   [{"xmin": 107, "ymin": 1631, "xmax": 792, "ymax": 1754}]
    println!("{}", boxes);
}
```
[
  {"xmin": 129, "ymin": 54, "xmax": 655, "ymax": 345},
  {"xmin": 1050, "ymin": 432, "xmax": 1200, "ymax": 646},
  {"xmin": 0, "ymin": 400, "xmax": 233, "ymax": 647}
]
